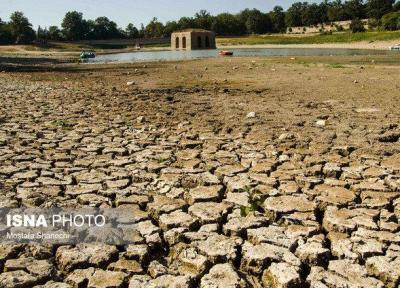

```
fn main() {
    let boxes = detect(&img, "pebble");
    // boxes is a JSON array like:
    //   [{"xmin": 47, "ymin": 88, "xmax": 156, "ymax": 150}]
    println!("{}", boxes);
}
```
[{"xmin": 246, "ymin": 111, "xmax": 256, "ymax": 118}]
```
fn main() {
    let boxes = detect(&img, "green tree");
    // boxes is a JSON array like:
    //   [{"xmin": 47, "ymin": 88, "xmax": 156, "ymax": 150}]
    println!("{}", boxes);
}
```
[
  {"xmin": 380, "ymin": 11, "xmax": 400, "ymax": 29},
  {"xmin": 90, "ymin": 17, "xmax": 121, "ymax": 39},
  {"xmin": 194, "ymin": 10, "xmax": 213, "ymax": 30},
  {"xmin": 350, "ymin": 17, "xmax": 366, "ymax": 32},
  {"xmin": 164, "ymin": 21, "xmax": 180, "ymax": 35},
  {"xmin": 318, "ymin": 0, "xmax": 331, "ymax": 23},
  {"xmin": 145, "ymin": 17, "xmax": 165, "ymax": 37},
  {"xmin": 302, "ymin": 3, "xmax": 325, "ymax": 25},
  {"xmin": 9, "ymin": 11, "xmax": 36, "ymax": 44},
  {"xmin": 139, "ymin": 24, "xmax": 145, "ymax": 38},
  {"xmin": 285, "ymin": 2, "xmax": 306, "ymax": 27},
  {"xmin": 344, "ymin": 0, "xmax": 366, "ymax": 19},
  {"xmin": 37, "ymin": 26, "xmax": 49, "ymax": 41},
  {"xmin": 269, "ymin": 6, "xmax": 287, "ymax": 32},
  {"xmin": 366, "ymin": 0, "xmax": 395, "ymax": 19},
  {"xmin": 61, "ymin": 11, "xmax": 89, "ymax": 40},
  {"xmin": 0, "ymin": 18, "xmax": 14, "ymax": 44},
  {"xmin": 327, "ymin": 0, "xmax": 348, "ymax": 21},
  {"xmin": 48, "ymin": 26, "xmax": 63, "ymax": 41},
  {"xmin": 177, "ymin": 17, "xmax": 196, "ymax": 29},
  {"xmin": 244, "ymin": 9, "xmax": 272, "ymax": 34},
  {"xmin": 125, "ymin": 23, "xmax": 139, "ymax": 38},
  {"xmin": 211, "ymin": 13, "xmax": 246, "ymax": 35},
  {"xmin": 394, "ymin": 1, "xmax": 400, "ymax": 11}
]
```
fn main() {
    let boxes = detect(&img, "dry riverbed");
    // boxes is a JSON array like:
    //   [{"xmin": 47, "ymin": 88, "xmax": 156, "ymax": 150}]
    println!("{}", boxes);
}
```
[{"xmin": 0, "ymin": 55, "xmax": 399, "ymax": 287}]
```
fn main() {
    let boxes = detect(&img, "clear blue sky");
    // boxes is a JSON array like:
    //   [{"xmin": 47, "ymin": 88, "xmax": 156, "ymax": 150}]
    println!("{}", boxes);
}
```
[{"xmin": 0, "ymin": 0, "xmax": 321, "ymax": 29}]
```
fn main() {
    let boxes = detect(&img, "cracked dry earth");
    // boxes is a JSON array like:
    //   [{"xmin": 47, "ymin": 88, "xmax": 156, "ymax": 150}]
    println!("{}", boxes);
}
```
[{"xmin": 0, "ymin": 56, "xmax": 399, "ymax": 288}]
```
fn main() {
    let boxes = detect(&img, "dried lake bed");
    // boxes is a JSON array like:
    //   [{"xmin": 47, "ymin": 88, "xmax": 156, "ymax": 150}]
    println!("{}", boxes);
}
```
[{"xmin": 0, "ymin": 54, "xmax": 399, "ymax": 287}]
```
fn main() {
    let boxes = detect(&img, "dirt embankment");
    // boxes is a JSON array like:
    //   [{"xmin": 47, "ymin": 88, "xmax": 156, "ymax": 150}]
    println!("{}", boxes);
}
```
[{"xmin": 219, "ymin": 39, "xmax": 400, "ymax": 50}]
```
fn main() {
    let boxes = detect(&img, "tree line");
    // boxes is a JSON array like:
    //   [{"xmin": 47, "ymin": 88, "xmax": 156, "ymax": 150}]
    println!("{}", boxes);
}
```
[{"xmin": 1, "ymin": 0, "xmax": 399, "ymax": 44}]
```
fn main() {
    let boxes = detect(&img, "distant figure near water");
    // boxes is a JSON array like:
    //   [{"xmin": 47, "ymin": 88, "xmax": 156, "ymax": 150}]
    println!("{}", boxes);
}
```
[
  {"xmin": 80, "ymin": 51, "xmax": 96, "ymax": 60},
  {"xmin": 171, "ymin": 29, "xmax": 216, "ymax": 50}
]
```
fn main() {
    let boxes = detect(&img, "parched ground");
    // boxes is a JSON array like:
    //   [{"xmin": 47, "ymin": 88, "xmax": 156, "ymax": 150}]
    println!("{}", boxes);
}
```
[{"xmin": 0, "ymin": 55, "xmax": 399, "ymax": 288}]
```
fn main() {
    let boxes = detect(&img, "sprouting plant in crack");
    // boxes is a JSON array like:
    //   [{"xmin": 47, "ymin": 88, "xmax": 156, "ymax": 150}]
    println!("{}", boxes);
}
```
[
  {"xmin": 53, "ymin": 120, "xmax": 74, "ymax": 130},
  {"xmin": 240, "ymin": 186, "xmax": 267, "ymax": 217},
  {"xmin": 158, "ymin": 157, "xmax": 170, "ymax": 164}
]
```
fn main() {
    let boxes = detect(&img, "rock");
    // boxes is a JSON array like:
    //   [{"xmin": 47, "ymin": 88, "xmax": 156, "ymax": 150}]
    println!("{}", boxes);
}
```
[
  {"xmin": 314, "ymin": 185, "xmax": 357, "ymax": 207},
  {"xmin": 137, "ymin": 116, "xmax": 145, "ymax": 123},
  {"xmin": 125, "ymin": 244, "xmax": 149, "ymax": 262},
  {"xmin": 0, "ymin": 270, "xmax": 38, "ymax": 288},
  {"xmin": 295, "ymin": 239, "xmax": 330, "ymax": 266},
  {"xmin": 223, "ymin": 213, "xmax": 270, "ymax": 237},
  {"xmin": 147, "ymin": 275, "xmax": 192, "ymax": 288},
  {"xmin": 263, "ymin": 195, "xmax": 315, "ymax": 216},
  {"xmin": 108, "ymin": 259, "xmax": 143, "ymax": 274},
  {"xmin": 278, "ymin": 133, "xmax": 295, "ymax": 141},
  {"xmin": 128, "ymin": 275, "xmax": 152, "ymax": 288},
  {"xmin": 316, "ymin": 120, "xmax": 326, "ymax": 127},
  {"xmin": 185, "ymin": 185, "xmax": 223, "ymax": 205},
  {"xmin": 77, "ymin": 193, "xmax": 110, "ymax": 206},
  {"xmin": 127, "ymin": 81, "xmax": 135, "ymax": 86},
  {"xmin": 169, "ymin": 244, "xmax": 209, "ymax": 277},
  {"xmin": 262, "ymin": 262, "xmax": 301, "ymax": 288},
  {"xmin": 115, "ymin": 195, "xmax": 149, "ymax": 208},
  {"xmin": 366, "ymin": 255, "xmax": 400, "ymax": 287},
  {"xmin": 329, "ymin": 233, "xmax": 358, "ymax": 261},
  {"xmin": 200, "ymin": 263, "xmax": 246, "ymax": 288},
  {"xmin": 241, "ymin": 241, "xmax": 300, "ymax": 274},
  {"xmin": 148, "ymin": 260, "xmax": 168, "ymax": 278},
  {"xmin": 351, "ymin": 237, "xmax": 384, "ymax": 259},
  {"xmin": 65, "ymin": 184, "xmax": 102, "ymax": 196},
  {"xmin": 56, "ymin": 244, "xmax": 119, "ymax": 272},
  {"xmin": 355, "ymin": 108, "xmax": 380, "ymax": 113},
  {"xmin": 4, "ymin": 257, "xmax": 55, "ymax": 282},
  {"xmin": 307, "ymin": 266, "xmax": 354, "ymax": 287},
  {"xmin": 323, "ymin": 162, "xmax": 342, "ymax": 178},
  {"xmin": 352, "ymin": 180, "xmax": 388, "ymax": 192},
  {"xmin": 323, "ymin": 206, "xmax": 379, "ymax": 234},
  {"xmin": 163, "ymin": 227, "xmax": 188, "ymax": 246},
  {"xmin": 65, "ymin": 268, "xmax": 96, "ymax": 287},
  {"xmin": 158, "ymin": 210, "xmax": 198, "ymax": 231},
  {"xmin": 105, "ymin": 179, "xmax": 130, "ymax": 189},
  {"xmin": 377, "ymin": 132, "xmax": 400, "ymax": 143},
  {"xmin": 35, "ymin": 281, "xmax": 71, "ymax": 288},
  {"xmin": 188, "ymin": 202, "xmax": 232, "ymax": 224},
  {"xmin": 247, "ymin": 226, "xmax": 298, "ymax": 250},
  {"xmin": 246, "ymin": 112, "xmax": 256, "ymax": 118},
  {"xmin": 224, "ymin": 192, "xmax": 249, "ymax": 207},
  {"xmin": 87, "ymin": 270, "xmax": 128, "ymax": 288},
  {"xmin": 193, "ymin": 234, "xmax": 243, "ymax": 264},
  {"xmin": 136, "ymin": 220, "xmax": 160, "ymax": 237},
  {"xmin": 214, "ymin": 164, "xmax": 247, "ymax": 178},
  {"xmin": 328, "ymin": 259, "xmax": 385, "ymax": 288},
  {"xmin": 147, "ymin": 195, "xmax": 187, "ymax": 218}
]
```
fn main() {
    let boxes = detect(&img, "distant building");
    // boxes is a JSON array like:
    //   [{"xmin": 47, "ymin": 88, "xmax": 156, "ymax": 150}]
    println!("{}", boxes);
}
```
[{"xmin": 171, "ymin": 29, "xmax": 216, "ymax": 50}]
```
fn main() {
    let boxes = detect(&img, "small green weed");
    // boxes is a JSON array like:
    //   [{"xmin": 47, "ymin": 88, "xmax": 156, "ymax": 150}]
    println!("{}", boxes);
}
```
[{"xmin": 240, "ymin": 186, "xmax": 267, "ymax": 217}]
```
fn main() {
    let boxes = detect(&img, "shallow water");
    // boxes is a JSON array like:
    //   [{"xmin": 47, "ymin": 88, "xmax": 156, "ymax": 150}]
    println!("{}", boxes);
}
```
[{"xmin": 90, "ymin": 48, "xmax": 396, "ymax": 63}]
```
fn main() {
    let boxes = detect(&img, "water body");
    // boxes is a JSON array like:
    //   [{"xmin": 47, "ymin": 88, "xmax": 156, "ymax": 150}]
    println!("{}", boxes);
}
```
[{"xmin": 91, "ymin": 48, "xmax": 396, "ymax": 63}]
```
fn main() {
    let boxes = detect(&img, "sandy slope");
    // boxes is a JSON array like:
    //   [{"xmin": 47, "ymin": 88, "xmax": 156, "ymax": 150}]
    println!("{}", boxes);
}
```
[{"xmin": 219, "ymin": 40, "xmax": 400, "ymax": 50}]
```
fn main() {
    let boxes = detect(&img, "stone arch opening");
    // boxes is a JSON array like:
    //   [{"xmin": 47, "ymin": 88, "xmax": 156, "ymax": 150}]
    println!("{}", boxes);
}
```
[
  {"xmin": 205, "ymin": 36, "xmax": 210, "ymax": 48},
  {"xmin": 182, "ymin": 37, "xmax": 187, "ymax": 49},
  {"xmin": 197, "ymin": 36, "xmax": 202, "ymax": 48},
  {"xmin": 175, "ymin": 37, "xmax": 180, "ymax": 49}
]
